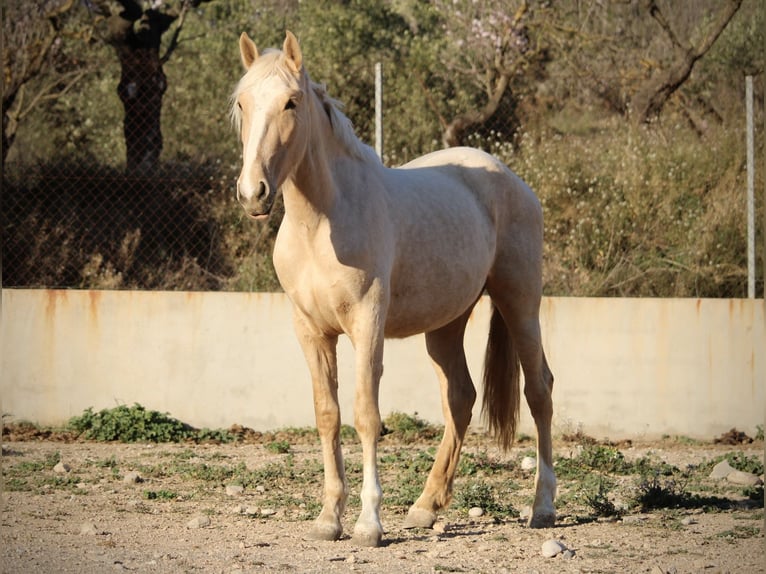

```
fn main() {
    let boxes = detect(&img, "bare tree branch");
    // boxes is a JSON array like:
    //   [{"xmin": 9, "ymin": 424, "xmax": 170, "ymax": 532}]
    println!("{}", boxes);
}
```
[{"xmin": 632, "ymin": 0, "xmax": 743, "ymax": 124}]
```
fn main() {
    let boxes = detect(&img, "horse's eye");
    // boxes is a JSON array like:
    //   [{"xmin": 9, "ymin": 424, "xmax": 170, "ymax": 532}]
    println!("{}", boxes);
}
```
[
  {"xmin": 237, "ymin": 101, "xmax": 243, "ymax": 111},
  {"xmin": 285, "ymin": 98, "xmax": 297, "ymax": 111}
]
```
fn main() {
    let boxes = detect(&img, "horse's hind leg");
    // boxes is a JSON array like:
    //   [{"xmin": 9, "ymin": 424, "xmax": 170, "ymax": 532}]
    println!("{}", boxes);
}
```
[
  {"xmin": 489, "ymin": 286, "xmax": 556, "ymax": 528},
  {"xmin": 404, "ymin": 309, "xmax": 477, "ymax": 529}
]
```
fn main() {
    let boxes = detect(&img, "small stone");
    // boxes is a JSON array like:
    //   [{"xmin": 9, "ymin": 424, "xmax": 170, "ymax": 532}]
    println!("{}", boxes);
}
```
[
  {"xmin": 245, "ymin": 506, "xmax": 259, "ymax": 515},
  {"xmin": 226, "ymin": 485, "xmax": 245, "ymax": 496},
  {"xmin": 726, "ymin": 470, "xmax": 761, "ymax": 486},
  {"xmin": 432, "ymin": 521, "xmax": 447, "ymax": 534},
  {"xmin": 260, "ymin": 508, "xmax": 277, "ymax": 517},
  {"xmin": 621, "ymin": 514, "xmax": 648, "ymax": 524},
  {"xmin": 519, "ymin": 506, "xmax": 532, "ymax": 521},
  {"xmin": 255, "ymin": 485, "xmax": 266, "ymax": 493},
  {"xmin": 231, "ymin": 504, "xmax": 246, "ymax": 515},
  {"xmin": 54, "ymin": 462, "xmax": 71, "ymax": 474},
  {"xmin": 541, "ymin": 538, "xmax": 566, "ymax": 558},
  {"xmin": 79, "ymin": 522, "xmax": 100, "ymax": 536},
  {"xmin": 186, "ymin": 515, "xmax": 211, "ymax": 529},
  {"xmin": 122, "ymin": 471, "xmax": 142, "ymax": 484},
  {"xmin": 561, "ymin": 549, "xmax": 575, "ymax": 559},
  {"xmin": 468, "ymin": 507, "xmax": 484, "ymax": 518},
  {"xmin": 650, "ymin": 566, "xmax": 665, "ymax": 574},
  {"xmin": 520, "ymin": 456, "xmax": 537, "ymax": 471},
  {"xmin": 681, "ymin": 516, "xmax": 698, "ymax": 526},
  {"xmin": 709, "ymin": 460, "xmax": 734, "ymax": 480}
]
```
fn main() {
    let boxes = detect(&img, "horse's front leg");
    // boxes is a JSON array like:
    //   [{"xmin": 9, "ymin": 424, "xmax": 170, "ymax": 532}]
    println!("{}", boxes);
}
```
[
  {"xmin": 350, "ymin": 315, "xmax": 386, "ymax": 547},
  {"xmin": 293, "ymin": 314, "xmax": 346, "ymax": 541}
]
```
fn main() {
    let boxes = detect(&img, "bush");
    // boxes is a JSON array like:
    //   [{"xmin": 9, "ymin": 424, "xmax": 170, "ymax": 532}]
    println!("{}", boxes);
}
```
[{"xmin": 67, "ymin": 404, "xmax": 195, "ymax": 442}]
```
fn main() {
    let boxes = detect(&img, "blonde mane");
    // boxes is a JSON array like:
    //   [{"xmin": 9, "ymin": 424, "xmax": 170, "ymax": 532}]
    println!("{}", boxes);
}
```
[{"xmin": 230, "ymin": 50, "xmax": 380, "ymax": 165}]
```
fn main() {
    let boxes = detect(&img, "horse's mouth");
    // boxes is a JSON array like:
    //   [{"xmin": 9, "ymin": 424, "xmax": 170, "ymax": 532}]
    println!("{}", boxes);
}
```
[{"xmin": 243, "ymin": 200, "xmax": 274, "ymax": 221}]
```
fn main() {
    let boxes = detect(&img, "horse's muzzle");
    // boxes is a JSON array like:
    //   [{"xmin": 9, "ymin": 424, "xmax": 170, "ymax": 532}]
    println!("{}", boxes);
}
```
[{"xmin": 237, "ymin": 179, "xmax": 275, "ymax": 219}]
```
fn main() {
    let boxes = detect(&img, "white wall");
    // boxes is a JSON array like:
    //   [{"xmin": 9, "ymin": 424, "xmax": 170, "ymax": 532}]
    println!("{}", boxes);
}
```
[{"xmin": 1, "ymin": 289, "xmax": 763, "ymax": 440}]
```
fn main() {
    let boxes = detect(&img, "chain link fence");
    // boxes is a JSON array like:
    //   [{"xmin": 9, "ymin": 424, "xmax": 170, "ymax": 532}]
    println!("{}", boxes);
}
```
[
  {"xmin": 1, "ymin": 69, "xmax": 512, "ymax": 292},
  {"xmin": 2, "ymin": 160, "xmax": 240, "ymax": 290}
]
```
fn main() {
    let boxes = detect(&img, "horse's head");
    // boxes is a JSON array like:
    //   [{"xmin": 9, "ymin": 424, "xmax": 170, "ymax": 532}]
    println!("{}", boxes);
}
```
[{"xmin": 232, "ymin": 31, "xmax": 309, "ymax": 219}]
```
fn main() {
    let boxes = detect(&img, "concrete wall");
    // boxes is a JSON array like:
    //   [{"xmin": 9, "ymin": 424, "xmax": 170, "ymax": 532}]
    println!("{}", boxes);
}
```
[{"xmin": 1, "ymin": 289, "xmax": 763, "ymax": 440}]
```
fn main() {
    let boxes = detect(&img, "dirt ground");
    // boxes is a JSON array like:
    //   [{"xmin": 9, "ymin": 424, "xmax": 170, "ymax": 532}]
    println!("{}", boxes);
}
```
[{"xmin": 2, "ymin": 435, "xmax": 764, "ymax": 574}]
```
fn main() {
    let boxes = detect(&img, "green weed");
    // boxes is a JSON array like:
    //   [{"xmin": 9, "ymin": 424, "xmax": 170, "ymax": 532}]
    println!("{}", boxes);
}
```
[
  {"xmin": 580, "ymin": 477, "xmax": 621, "ymax": 518},
  {"xmin": 381, "ymin": 412, "xmax": 442, "ymax": 443},
  {"xmin": 67, "ymin": 404, "xmax": 194, "ymax": 442},
  {"xmin": 144, "ymin": 489, "xmax": 178, "ymax": 500},
  {"xmin": 266, "ymin": 440, "xmax": 291, "ymax": 454},
  {"xmin": 452, "ymin": 479, "xmax": 517, "ymax": 518}
]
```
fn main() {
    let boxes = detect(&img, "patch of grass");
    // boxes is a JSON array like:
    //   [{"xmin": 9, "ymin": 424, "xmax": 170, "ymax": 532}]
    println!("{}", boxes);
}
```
[
  {"xmin": 633, "ymin": 474, "xmax": 732, "ymax": 512},
  {"xmin": 66, "ymin": 404, "xmax": 238, "ymax": 443},
  {"xmin": 266, "ymin": 440, "xmax": 291, "ymax": 454},
  {"xmin": 144, "ymin": 489, "xmax": 178, "ymax": 500},
  {"xmin": 67, "ymin": 404, "xmax": 195, "ymax": 443},
  {"xmin": 555, "ymin": 444, "xmax": 633, "ymax": 479},
  {"xmin": 721, "ymin": 452, "xmax": 764, "ymax": 476},
  {"xmin": 452, "ymin": 479, "xmax": 517, "ymax": 518},
  {"xmin": 381, "ymin": 412, "xmax": 441, "ymax": 443},
  {"xmin": 340, "ymin": 425, "xmax": 358, "ymax": 441},
  {"xmin": 195, "ymin": 427, "xmax": 237, "ymax": 444},
  {"xmin": 580, "ymin": 476, "xmax": 621, "ymax": 518},
  {"xmin": 379, "ymin": 450, "xmax": 433, "ymax": 508},
  {"xmin": 716, "ymin": 525, "xmax": 761, "ymax": 541},
  {"xmin": 633, "ymin": 455, "xmax": 678, "ymax": 477},
  {"xmin": 5, "ymin": 477, "xmax": 29, "ymax": 491},
  {"xmin": 667, "ymin": 435, "xmax": 702, "ymax": 446},
  {"xmin": 457, "ymin": 451, "xmax": 514, "ymax": 477},
  {"xmin": 89, "ymin": 456, "xmax": 118, "ymax": 469}
]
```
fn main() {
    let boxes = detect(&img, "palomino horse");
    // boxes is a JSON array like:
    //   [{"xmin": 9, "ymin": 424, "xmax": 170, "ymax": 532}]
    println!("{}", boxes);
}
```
[{"xmin": 231, "ymin": 31, "xmax": 555, "ymax": 547}]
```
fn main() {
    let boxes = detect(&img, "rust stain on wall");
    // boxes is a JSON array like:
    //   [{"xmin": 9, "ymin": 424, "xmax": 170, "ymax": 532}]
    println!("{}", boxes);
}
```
[
  {"xmin": 44, "ymin": 290, "xmax": 68, "ymax": 326},
  {"xmin": 88, "ymin": 290, "xmax": 102, "ymax": 327}
]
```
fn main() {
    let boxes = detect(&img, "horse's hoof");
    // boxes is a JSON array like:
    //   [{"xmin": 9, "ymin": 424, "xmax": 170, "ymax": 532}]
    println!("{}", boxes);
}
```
[
  {"xmin": 351, "ymin": 526, "xmax": 383, "ymax": 547},
  {"xmin": 403, "ymin": 507, "xmax": 437, "ymax": 529},
  {"xmin": 527, "ymin": 512, "xmax": 556, "ymax": 529},
  {"xmin": 307, "ymin": 521, "xmax": 343, "ymax": 541}
]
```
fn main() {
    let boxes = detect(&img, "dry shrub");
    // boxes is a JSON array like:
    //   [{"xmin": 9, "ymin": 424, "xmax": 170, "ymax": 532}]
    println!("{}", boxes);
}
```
[{"xmin": 483, "ymin": 117, "xmax": 762, "ymax": 297}]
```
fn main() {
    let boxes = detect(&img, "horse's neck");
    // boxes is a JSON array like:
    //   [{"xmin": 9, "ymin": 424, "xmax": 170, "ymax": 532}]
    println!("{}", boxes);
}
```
[{"xmin": 282, "ymin": 97, "xmax": 347, "ymax": 226}]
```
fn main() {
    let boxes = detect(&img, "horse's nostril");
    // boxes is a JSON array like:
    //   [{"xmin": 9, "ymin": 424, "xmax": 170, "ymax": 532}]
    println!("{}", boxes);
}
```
[{"xmin": 257, "ymin": 181, "xmax": 268, "ymax": 200}]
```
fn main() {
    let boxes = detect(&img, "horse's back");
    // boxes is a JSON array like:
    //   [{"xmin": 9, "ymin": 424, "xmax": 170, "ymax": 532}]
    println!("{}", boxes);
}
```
[{"xmin": 399, "ymin": 147, "xmax": 541, "ymax": 229}]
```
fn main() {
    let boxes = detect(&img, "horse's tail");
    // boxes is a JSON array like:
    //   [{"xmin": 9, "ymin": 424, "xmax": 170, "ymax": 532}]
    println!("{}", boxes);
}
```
[{"xmin": 481, "ymin": 304, "xmax": 521, "ymax": 452}]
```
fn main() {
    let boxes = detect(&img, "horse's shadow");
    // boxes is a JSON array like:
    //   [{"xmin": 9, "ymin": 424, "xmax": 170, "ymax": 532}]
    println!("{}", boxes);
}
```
[{"xmin": 378, "ymin": 517, "xmax": 578, "ymax": 547}]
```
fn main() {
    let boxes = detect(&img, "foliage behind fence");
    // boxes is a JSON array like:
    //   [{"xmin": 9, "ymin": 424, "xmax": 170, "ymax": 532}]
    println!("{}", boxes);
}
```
[{"xmin": 2, "ymin": 0, "xmax": 763, "ymax": 296}]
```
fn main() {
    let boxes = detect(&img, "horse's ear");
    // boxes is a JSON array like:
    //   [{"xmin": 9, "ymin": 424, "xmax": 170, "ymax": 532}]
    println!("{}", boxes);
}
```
[
  {"xmin": 283, "ymin": 30, "xmax": 302, "ymax": 74},
  {"xmin": 239, "ymin": 32, "xmax": 259, "ymax": 69}
]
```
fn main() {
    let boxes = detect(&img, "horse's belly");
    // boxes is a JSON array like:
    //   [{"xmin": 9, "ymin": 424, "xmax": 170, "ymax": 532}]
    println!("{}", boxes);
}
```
[{"xmin": 383, "ymin": 266, "xmax": 487, "ymax": 338}]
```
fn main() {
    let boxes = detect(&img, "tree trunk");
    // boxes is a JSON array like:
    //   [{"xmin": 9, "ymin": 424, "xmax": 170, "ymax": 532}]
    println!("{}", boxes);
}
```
[
  {"xmin": 107, "ymin": 3, "xmax": 176, "ymax": 173},
  {"xmin": 116, "ymin": 41, "xmax": 168, "ymax": 173},
  {"xmin": 443, "ymin": 73, "xmax": 512, "ymax": 148}
]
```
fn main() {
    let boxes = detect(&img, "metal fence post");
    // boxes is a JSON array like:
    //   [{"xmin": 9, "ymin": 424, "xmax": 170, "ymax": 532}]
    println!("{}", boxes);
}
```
[
  {"xmin": 375, "ymin": 62, "xmax": 383, "ymax": 161},
  {"xmin": 746, "ymin": 75, "xmax": 755, "ymax": 299}
]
